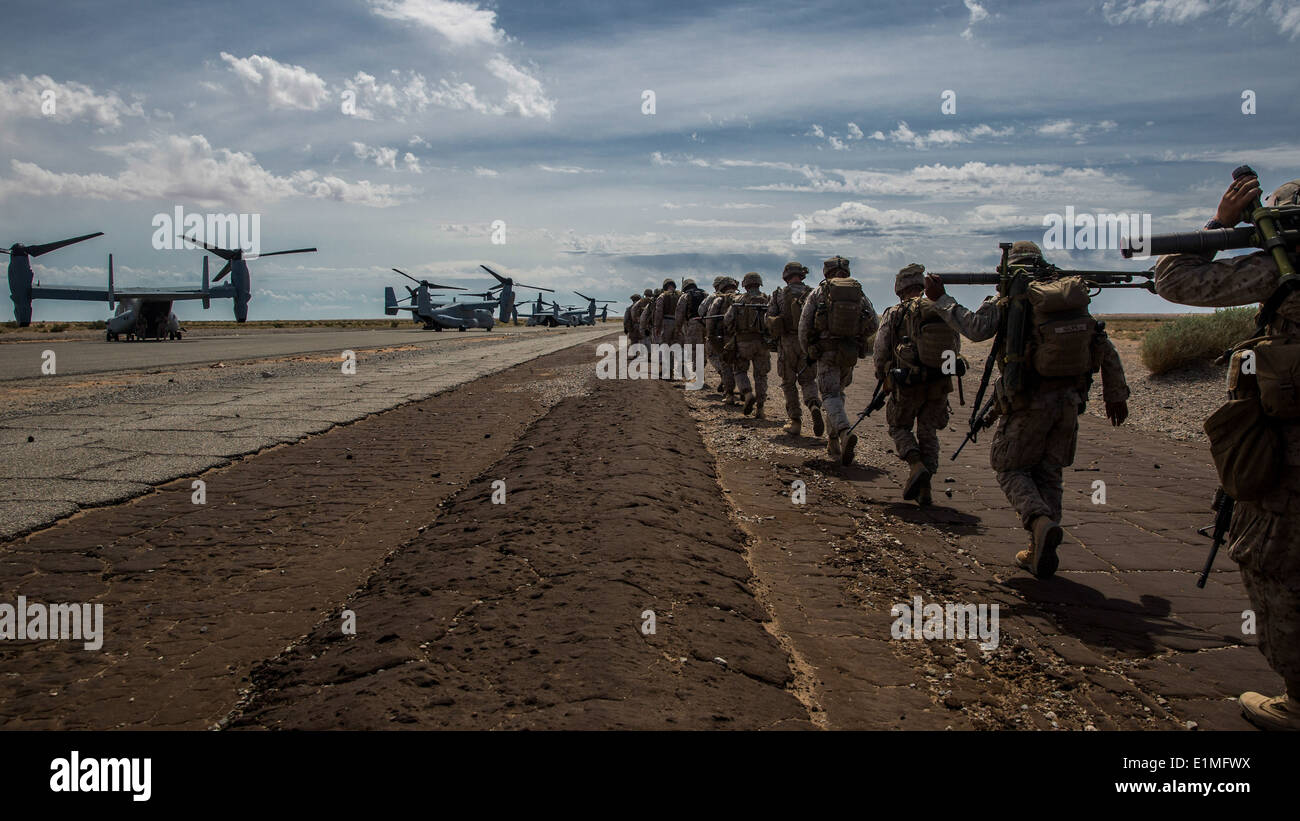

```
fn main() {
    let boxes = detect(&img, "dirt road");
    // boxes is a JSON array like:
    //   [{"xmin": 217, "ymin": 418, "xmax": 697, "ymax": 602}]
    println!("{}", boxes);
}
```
[{"xmin": 0, "ymin": 331, "xmax": 1273, "ymax": 730}]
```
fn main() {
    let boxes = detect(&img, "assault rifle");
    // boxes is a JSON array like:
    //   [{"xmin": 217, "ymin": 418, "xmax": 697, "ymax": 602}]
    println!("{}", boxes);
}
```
[
  {"xmin": 845, "ymin": 377, "xmax": 888, "ymax": 437},
  {"xmin": 1196, "ymin": 488, "xmax": 1234, "ymax": 589}
]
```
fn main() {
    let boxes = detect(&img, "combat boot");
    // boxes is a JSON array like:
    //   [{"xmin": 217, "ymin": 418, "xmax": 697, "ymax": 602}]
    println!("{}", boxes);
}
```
[
  {"xmin": 1240, "ymin": 692, "xmax": 1300, "ymax": 731},
  {"xmin": 1016, "ymin": 516, "xmax": 1063, "ymax": 579},
  {"xmin": 782, "ymin": 418, "xmax": 801, "ymax": 436},
  {"xmin": 743, "ymin": 392, "xmax": 757, "ymax": 416},
  {"xmin": 917, "ymin": 478, "xmax": 933, "ymax": 507},
  {"xmin": 839, "ymin": 431, "xmax": 857, "ymax": 465},
  {"xmin": 902, "ymin": 453, "xmax": 931, "ymax": 502},
  {"xmin": 810, "ymin": 405, "xmax": 825, "ymax": 438},
  {"xmin": 754, "ymin": 404, "xmax": 765, "ymax": 420},
  {"xmin": 827, "ymin": 432, "xmax": 841, "ymax": 459},
  {"xmin": 723, "ymin": 391, "xmax": 737, "ymax": 406}
]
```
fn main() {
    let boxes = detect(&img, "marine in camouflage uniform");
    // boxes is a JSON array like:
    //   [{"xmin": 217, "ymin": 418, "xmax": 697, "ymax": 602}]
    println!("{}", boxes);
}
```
[
  {"xmin": 652, "ymin": 278, "xmax": 680, "ymax": 345},
  {"xmin": 724, "ymin": 272, "xmax": 772, "ymax": 417},
  {"xmin": 675, "ymin": 278, "xmax": 708, "ymax": 381},
  {"xmin": 875, "ymin": 263, "xmax": 953, "ymax": 506},
  {"xmin": 767, "ymin": 262, "xmax": 823, "ymax": 438},
  {"xmin": 701, "ymin": 277, "xmax": 738, "ymax": 401},
  {"xmin": 652, "ymin": 279, "xmax": 682, "ymax": 378},
  {"xmin": 798, "ymin": 256, "xmax": 879, "ymax": 463},
  {"xmin": 629, "ymin": 288, "xmax": 655, "ymax": 345},
  {"xmin": 926, "ymin": 241, "xmax": 1129, "ymax": 577},
  {"xmin": 624, "ymin": 293, "xmax": 643, "ymax": 344},
  {"xmin": 1154, "ymin": 174, "xmax": 1300, "ymax": 731}
]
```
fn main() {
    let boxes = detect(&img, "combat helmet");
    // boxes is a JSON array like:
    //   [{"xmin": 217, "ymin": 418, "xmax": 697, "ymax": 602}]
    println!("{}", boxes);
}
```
[
  {"xmin": 823, "ymin": 256, "xmax": 850, "ymax": 277},
  {"xmin": 1008, "ymin": 240, "xmax": 1043, "ymax": 264},
  {"xmin": 741, "ymin": 272, "xmax": 762, "ymax": 289},
  {"xmin": 895, "ymin": 263, "xmax": 925, "ymax": 297},
  {"xmin": 782, "ymin": 261, "xmax": 809, "ymax": 281}
]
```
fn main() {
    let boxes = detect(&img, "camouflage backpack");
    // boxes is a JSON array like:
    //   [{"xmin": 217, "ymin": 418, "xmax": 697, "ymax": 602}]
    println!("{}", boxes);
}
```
[
  {"xmin": 733, "ymin": 291, "xmax": 767, "ymax": 336},
  {"xmin": 660, "ymin": 289, "xmax": 681, "ymax": 318},
  {"xmin": 818, "ymin": 277, "xmax": 867, "ymax": 339},
  {"xmin": 1025, "ymin": 276, "xmax": 1096, "ymax": 379},
  {"xmin": 894, "ymin": 296, "xmax": 959, "ymax": 375},
  {"xmin": 684, "ymin": 286, "xmax": 708, "ymax": 320},
  {"xmin": 768, "ymin": 282, "xmax": 808, "ymax": 338},
  {"xmin": 708, "ymin": 293, "xmax": 737, "ymax": 341}
]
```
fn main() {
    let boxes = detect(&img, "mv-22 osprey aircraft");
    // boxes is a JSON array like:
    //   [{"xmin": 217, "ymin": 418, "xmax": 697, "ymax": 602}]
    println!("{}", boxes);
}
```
[{"xmin": 5, "ymin": 232, "xmax": 315, "ymax": 340}]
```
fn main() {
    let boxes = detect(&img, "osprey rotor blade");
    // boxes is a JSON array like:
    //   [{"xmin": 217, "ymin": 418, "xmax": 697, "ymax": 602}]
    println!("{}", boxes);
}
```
[
  {"xmin": 181, "ymin": 234, "xmax": 240, "ymax": 260},
  {"xmin": 20, "ymin": 232, "xmax": 105, "ymax": 257},
  {"xmin": 211, "ymin": 261, "xmax": 234, "ymax": 283},
  {"xmin": 251, "ymin": 247, "xmax": 317, "ymax": 258}
]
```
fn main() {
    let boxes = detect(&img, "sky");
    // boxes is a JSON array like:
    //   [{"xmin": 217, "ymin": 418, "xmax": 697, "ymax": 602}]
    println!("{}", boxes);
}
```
[{"xmin": 2, "ymin": 0, "xmax": 1299, "ymax": 321}]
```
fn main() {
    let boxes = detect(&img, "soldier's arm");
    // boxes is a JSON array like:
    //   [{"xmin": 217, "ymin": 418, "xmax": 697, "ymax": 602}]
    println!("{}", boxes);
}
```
[
  {"xmin": 1154, "ymin": 250, "xmax": 1277, "ymax": 308},
  {"xmin": 931, "ymin": 294, "xmax": 1000, "ymax": 342},
  {"xmin": 673, "ymin": 295, "xmax": 686, "ymax": 326},
  {"xmin": 798, "ymin": 290, "xmax": 819, "ymax": 352},
  {"xmin": 873, "ymin": 307, "xmax": 893, "ymax": 381},
  {"xmin": 860, "ymin": 296, "xmax": 879, "ymax": 338},
  {"xmin": 1096, "ymin": 332, "xmax": 1130, "ymax": 404}
]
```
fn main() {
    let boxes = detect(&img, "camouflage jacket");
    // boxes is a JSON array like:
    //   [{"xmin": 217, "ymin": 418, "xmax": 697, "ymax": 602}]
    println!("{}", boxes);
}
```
[{"xmin": 724, "ymin": 289, "xmax": 769, "ymax": 338}]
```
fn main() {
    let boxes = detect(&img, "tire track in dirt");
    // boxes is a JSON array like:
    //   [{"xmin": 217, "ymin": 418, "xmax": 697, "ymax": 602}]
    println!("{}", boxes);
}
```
[{"xmin": 228, "ymin": 375, "xmax": 812, "ymax": 730}]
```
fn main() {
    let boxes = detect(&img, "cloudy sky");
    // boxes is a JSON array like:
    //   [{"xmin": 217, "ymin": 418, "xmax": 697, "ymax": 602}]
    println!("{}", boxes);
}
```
[{"xmin": 3, "ymin": 0, "xmax": 1298, "ymax": 321}]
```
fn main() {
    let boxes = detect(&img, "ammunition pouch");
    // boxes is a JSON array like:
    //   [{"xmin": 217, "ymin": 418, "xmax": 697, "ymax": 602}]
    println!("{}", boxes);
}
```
[{"xmin": 1204, "ymin": 396, "xmax": 1282, "ymax": 502}]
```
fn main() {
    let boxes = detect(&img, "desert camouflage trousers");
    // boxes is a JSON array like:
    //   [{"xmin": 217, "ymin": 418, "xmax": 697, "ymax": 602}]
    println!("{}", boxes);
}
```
[
  {"xmin": 814, "ymin": 343, "xmax": 859, "ymax": 437},
  {"xmin": 732, "ymin": 336, "xmax": 771, "ymax": 405},
  {"xmin": 776, "ymin": 335, "xmax": 818, "ymax": 421},
  {"xmin": 887, "ymin": 381, "xmax": 951, "ymax": 474},
  {"xmin": 707, "ymin": 336, "xmax": 735, "ymax": 395},
  {"xmin": 680, "ymin": 319, "xmax": 706, "ymax": 381},
  {"xmin": 988, "ymin": 387, "xmax": 1080, "ymax": 530},
  {"xmin": 1230, "ymin": 502, "xmax": 1300, "ymax": 691}
]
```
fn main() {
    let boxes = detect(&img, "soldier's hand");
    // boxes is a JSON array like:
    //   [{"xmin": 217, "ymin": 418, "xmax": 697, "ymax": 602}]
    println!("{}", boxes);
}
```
[
  {"xmin": 1105, "ymin": 400, "xmax": 1128, "ymax": 427},
  {"xmin": 924, "ymin": 274, "xmax": 945, "ymax": 301},
  {"xmin": 1216, "ymin": 174, "xmax": 1262, "ymax": 226}
]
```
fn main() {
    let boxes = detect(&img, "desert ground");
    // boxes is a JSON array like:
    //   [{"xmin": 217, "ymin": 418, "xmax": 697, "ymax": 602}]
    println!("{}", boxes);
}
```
[{"xmin": 0, "ymin": 318, "xmax": 1269, "ymax": 730}]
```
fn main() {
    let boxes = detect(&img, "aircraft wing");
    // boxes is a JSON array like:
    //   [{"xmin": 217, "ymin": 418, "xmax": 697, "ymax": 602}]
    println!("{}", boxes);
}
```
[{"xmin": 31, "ymin": 285, "xmax": 234, "ymax": 302}]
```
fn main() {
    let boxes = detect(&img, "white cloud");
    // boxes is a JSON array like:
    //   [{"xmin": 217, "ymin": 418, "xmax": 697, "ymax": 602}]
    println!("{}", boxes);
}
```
[
  {"xmin": 0, "ymin": 134, "xmax": 408, "ymax": 207},
  {"xmin": 0, "ymin": 74, "xmax": 145, "ymax": 129},
  {"xmin": 352, "ymin": 141, "xmax": 399, "ymax": 169},
  {"xmin": 486, "ymin": 56, "xmax": 555, "ymax": 119},
  {"xmin": 473, "ymin": 166, "xmax": 499, "ymax": 177},
  {"xmin": 219, "ymin": 53, "xmax": 330, "ymax": 111},
  {"xmin": 404, "ymin": 152, "xmax": 423, "ymax": 173},
  {"xmin": 802, "ymin": 201, "xmax": 949, "ymax": 235},
  {"xmin": 367, "ymin": 0, "xmax": 505, "ymax": 47},
  {"xmin": 1035, "ymin": 119, "xmax": 1117, "ymax": 142},
  {"xmin": 962, "ymin": 0, "xmax": 989, "ymax": 39},
  {"xmin": 537, "ymin": 164, "xmax": 602, "ymax": 174},
  {"xmin": 1101, "ymin": 0, "xmax": 1300, "ymax": 38},
  {"xmin": 847, "ymin": 122, "xmax": 864, "ymax": 140}
]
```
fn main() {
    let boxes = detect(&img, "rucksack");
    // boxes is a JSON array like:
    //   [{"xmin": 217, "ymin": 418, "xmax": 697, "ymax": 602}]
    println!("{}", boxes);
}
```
[
  {"xmin": 819, "ymin": 277, "xmax": 867, "ymax": 339},
  {"xmin": 733, "ymin": 291, "xmax": 767, "ymax": 336},
  {"xmin": 896, "ymin": 296, "xmax": 959, "ymax": 370},
  {"xmin": 768, "ymin": 282, "xmax": 808, "ymax": 337},
  {"xmin": 1025, "ymin": 276, "xmax": 1096, "ymax": 379},
  {"xmin": 708, "ymin": 293, "xmax": 736, "ymax": 340},
  {"xmin": 684, "ymin": 287, "xmax": 707, "ymax": 320},
  {"xmin": 660, "ymin": 290, "xmax": 681, "ymax": 318}
]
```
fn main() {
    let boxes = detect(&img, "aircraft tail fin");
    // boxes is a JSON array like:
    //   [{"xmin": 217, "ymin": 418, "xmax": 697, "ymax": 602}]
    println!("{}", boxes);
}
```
[
  {"xmin": 108, "ymin": 254, "xmax": 115, "ymax": 309},
  {"xmin": 384, "ymin": 286, "xmax": 399, "ymax": 316}
]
